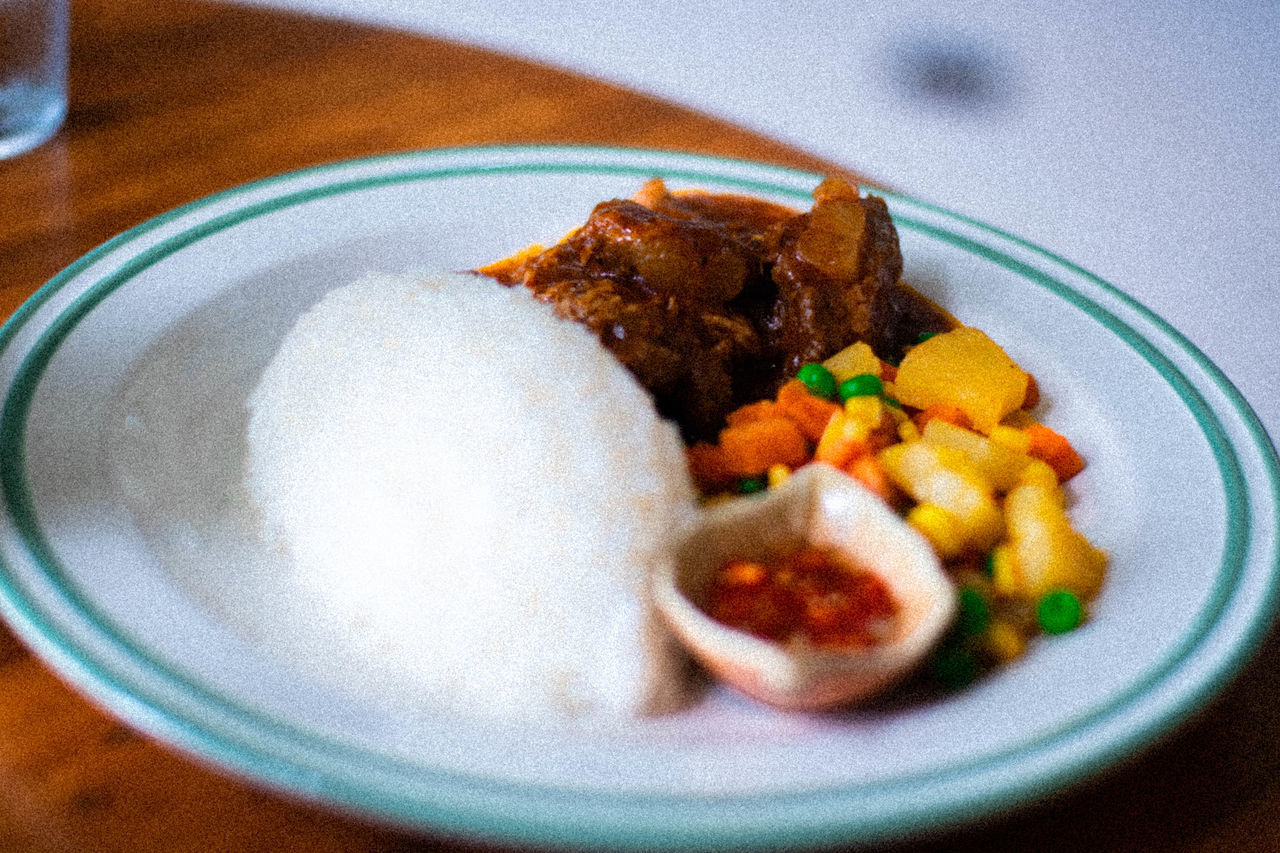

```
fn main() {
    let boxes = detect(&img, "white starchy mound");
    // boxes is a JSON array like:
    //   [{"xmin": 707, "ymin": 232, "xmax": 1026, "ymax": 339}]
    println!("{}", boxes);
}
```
[{"xmin": 245, "ymin": 271, "xmax": 699, "ymax": 720}]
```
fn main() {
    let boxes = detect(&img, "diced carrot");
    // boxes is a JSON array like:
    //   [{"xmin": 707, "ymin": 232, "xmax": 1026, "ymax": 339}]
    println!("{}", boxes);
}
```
[
  {"xmin": 879, "ymin": 361, "xmax": 898, "ymax": 383},
  {"xmin": 775, "ymin": 379, "xmax": 842, "ymax": 442},
  {"xmin": 1024, "ymin": 422, "xmax": 1085, "ymax": 481},
  {"xmin": 845, "ymin": 453, "xmax": 899, "ymax": 505},
  {"xmin": 725, "ymin": 399, "xmax": 780, "ymax": 427},
  {"xmin": 686, "ymin": 442, "xmax": 737, "ymax": 492},
  {"xmin": 910, "ymin": 403, "xmax": 972, "ymax": 433},
  {"xmin": 718, "ymin": 417, "xmax": 810, "ymax": 477}
]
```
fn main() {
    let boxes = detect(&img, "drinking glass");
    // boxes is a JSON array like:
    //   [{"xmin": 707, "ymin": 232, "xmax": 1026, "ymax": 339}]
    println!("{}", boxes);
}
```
[{"xmin": 0, "ymin": 0, "xmax": 68, "ymax": 160}]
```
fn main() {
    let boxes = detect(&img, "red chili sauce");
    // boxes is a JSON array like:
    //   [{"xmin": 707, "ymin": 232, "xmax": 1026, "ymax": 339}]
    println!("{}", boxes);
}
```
[{"xmin": 706, "ymin": 545, "xmax": 898, "ymax": 648}]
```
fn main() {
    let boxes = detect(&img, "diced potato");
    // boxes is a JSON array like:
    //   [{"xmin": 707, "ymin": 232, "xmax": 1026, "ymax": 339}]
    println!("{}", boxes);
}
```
[
  {"xmin": 1016, "ymin": 458, "xmax": 1062, "ymax": 492},
  {"xmin": 921, "ymin": 418, "xmax": 1032, "ymax": 492},
  {"xmin": 822, "ymin": 341, "xmax": 881, "ymax": 383},
  {"xmin": 893, "ymin": 327, "xmax": 1029, "ymax": 433},
  {"xmin": 906, "ymin": 502, "xmax": 967, "ymax": 560},
  {"xmin": 988, "ymin": 424, "xmax": 1032, "ymax": 454},
  {"xmin": 879, "ymin": 440, "xmax": 1004, "ymax": 553},
  {"xmin": 1003, "ymin": 481, "xmax": 1107, "ymax": 600}
]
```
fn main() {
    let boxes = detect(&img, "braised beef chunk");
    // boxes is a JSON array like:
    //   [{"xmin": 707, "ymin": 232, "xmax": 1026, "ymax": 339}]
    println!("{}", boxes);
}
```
[
  {"xmin": 760, "ymin": 177, "xmax": 903, "ymax": 381},
  {"xmin": 565, "ymin": 199, "xmax": 757, "ymax": 304},
  {"xmin": 513, "ymin": 269, "xmax": 760, "ymax": 438},
  {"xmin": 480, "ymin": 176, "xmax": 942, "ymax": 441}
]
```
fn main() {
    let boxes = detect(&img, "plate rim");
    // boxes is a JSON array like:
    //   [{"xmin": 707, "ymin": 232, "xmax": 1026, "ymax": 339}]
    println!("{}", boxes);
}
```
[{"xmin": 1, "ymin": 143, "xmax": 1278, "ymax": 850}]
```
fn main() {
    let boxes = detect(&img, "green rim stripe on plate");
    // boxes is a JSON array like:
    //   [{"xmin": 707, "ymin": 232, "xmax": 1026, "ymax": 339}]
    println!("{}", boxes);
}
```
[
  {"xmin": 0, "ymin": 151, "xmax": 1261, "ymax": 792},
  {"xmin": 0, "ymin": 147, "xmax": 1276, "ymax": 848}
]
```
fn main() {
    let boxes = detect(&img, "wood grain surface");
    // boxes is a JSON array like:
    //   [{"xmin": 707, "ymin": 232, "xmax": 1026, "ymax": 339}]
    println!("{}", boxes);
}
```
[{"xmin": 1, "ymin": 0, "xmax": 1278, "ymax": 850}]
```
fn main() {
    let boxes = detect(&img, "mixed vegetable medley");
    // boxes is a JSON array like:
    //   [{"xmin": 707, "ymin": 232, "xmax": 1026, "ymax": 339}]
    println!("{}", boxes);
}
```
[
  {"xmin": 686, "ymin": 326, "xmax": 1107, "ymax": 689},
  {"xmin": 481, "ymin": 176, "xmax": 1107, "ymax": 699}
]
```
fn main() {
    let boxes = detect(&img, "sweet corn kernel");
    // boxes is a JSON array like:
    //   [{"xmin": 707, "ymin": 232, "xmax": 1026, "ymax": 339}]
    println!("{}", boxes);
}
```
[
  {"xmin": 766, "ymin": 464, "xmax": 791, "ymax": 489},
  {"xmin": 897, "ymin": 420, "xmax": 921, "ymax": 443},
  {"xmin": 907, "ymin": 502, "xmax": 966, "ymax": 560},
  {"xmin": 984, "ymin": 617, "xmax": 1027, "ymax": 662},
  {"xmin": 843, "ymin": 394, "xmax": 883, "ymax": 426},
  {"xmin": 989, "ymin": 543, "xmax": 1022, "ymax": 596}
]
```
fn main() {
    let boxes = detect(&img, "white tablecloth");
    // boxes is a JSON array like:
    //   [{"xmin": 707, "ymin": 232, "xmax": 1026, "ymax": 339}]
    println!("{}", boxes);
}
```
[{"xmin": 240, "ymin": 0, "xmax": 1280, "ymax": 437}]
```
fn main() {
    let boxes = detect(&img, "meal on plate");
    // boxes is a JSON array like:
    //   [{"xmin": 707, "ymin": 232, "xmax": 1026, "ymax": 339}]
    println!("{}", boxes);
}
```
[{"xmin": 244, "ymin": 176, "xmax": 1107, "ymax": 720}]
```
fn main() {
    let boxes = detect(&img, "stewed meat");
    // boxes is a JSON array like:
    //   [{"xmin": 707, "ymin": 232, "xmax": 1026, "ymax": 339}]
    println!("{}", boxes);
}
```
[{"xmin": 480, "ymin": 176, "xmax": 944, "ymax": 441}]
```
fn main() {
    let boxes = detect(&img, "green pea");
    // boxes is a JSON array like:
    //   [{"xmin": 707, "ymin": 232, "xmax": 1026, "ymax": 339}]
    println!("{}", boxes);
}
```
[
  {"xmin": 796, "ymin": 363, "xmax": 837, "ymax": 400},
  {"xmin": 837, "ymin": 373, "xmax": 882, "ymax": 401},
  {"xmin": 1037, "ymin": 589, "xmax": 1084, "ymax": 635},
  {"xmin": 957, "ymin": 586, "xmax": 990, "ymax": 637},
  {"xmin": 737, "ymin": 475, "xmax": 767, "ymax": 495}
]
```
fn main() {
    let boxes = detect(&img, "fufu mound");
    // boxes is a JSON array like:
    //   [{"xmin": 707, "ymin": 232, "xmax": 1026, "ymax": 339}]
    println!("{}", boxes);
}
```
[{"xmin": 245, "ymin": 272, "xmax": 699, "ymax": 720}]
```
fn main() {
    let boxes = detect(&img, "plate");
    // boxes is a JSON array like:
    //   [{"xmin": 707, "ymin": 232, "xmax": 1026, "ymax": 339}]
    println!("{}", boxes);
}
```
[{"xmin": 1, "ymin": 145, "xmax": 1277, "ymax": 850}]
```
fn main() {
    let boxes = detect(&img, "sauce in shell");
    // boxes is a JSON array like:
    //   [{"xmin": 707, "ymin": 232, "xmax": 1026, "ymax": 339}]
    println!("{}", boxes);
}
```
[{"xmin": 708, "ymin": 545, "xmax": 899, "ymax": 649}]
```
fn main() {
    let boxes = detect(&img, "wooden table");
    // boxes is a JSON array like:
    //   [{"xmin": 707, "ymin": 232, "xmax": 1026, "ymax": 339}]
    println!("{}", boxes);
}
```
[{"xmin": 1, "ymin": 0, "xmax": 1278, "ymax": 850}]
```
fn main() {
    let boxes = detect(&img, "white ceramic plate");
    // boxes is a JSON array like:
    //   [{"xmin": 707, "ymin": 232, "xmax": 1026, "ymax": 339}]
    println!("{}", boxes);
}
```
[{"xmin": 0, "ymin": 146, "xmax": 1276, "ymax": 850}]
